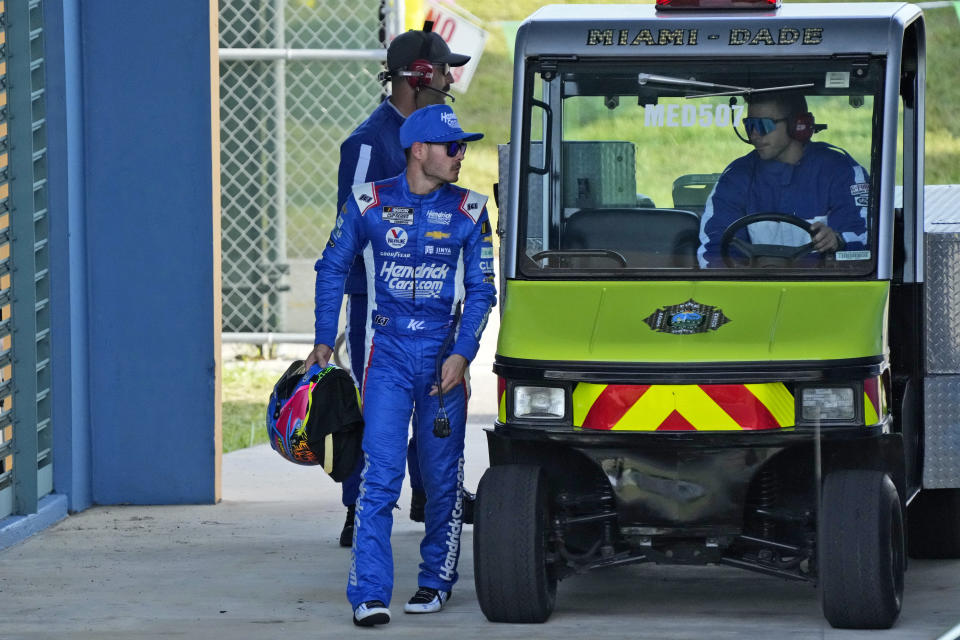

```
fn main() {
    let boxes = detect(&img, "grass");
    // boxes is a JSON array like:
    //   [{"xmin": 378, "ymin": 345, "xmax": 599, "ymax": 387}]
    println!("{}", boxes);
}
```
[{"xmin": 223, "ymin": 361, "xmax": 284, "ymax": 453}]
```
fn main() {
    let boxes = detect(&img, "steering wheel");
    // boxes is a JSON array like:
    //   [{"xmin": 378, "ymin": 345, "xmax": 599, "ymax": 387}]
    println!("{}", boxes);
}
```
[{"xmin": 719, "ymin": 212, "xmax": 817, "ymax": 268}]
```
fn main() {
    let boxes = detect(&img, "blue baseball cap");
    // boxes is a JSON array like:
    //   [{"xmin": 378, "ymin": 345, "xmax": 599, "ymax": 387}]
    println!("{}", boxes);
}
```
[{"xmin": 399, "ymin": 104, "xmax": 484, "ymax": 149}]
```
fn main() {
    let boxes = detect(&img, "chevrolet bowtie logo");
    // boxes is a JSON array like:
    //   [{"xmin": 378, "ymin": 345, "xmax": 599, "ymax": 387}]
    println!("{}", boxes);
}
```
[{"xmin": 425, "ymin": 231, "xmax": 451, "ymax": 239}]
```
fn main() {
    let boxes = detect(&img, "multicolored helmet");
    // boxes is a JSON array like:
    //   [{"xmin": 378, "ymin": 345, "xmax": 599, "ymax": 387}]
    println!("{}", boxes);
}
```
[{"xmin": 265, "ymin": 361, "xmax": 364, "ymax": 477}]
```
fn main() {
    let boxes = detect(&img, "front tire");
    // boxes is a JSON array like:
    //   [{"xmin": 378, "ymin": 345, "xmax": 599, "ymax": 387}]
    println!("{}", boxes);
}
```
[
  {"xmin": 474, "ymin": 464, "xmax": 557, "ymax": 623},
  {"xmin": 819, "ymin": 470, "xmax": 904, "ymax": 629}
]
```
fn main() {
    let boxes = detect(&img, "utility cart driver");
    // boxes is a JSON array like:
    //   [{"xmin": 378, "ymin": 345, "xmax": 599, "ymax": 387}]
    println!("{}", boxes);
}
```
[{"xmin": 697, "ymin": 92, "xmax": 869, "ymax": 267}]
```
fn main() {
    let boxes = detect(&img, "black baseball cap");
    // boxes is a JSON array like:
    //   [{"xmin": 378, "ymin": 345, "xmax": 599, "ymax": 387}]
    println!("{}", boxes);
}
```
[{"xmin": 386, "ymin": 28, "xmax": 470, "ymax": 72}]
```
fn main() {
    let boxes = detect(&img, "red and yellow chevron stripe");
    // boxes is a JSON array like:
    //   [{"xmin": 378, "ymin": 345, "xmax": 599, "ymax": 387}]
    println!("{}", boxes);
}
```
[
  {"xmin": 863, "ymin": 375, "xmax": 882, "ymax": 426},
  {"xmin": 572, "ymin": 383, "xmax": 795, "ymax": 431}
]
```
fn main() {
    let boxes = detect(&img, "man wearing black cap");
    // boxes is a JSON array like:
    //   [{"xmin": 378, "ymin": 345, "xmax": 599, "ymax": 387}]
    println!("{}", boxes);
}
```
[
  {"xmin": 335, "ymin": 23, "xmax": 472, "ymax": 548},
  {"xmin": 308, "ymin": 104, "xmax": 496, "ymax": 626}
]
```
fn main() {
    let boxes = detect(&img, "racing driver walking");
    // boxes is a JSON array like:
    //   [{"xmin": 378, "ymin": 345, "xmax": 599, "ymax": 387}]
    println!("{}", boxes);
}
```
[{"xmin": 305, "ymin": 104, "xmax": 497, "ymax": 626}]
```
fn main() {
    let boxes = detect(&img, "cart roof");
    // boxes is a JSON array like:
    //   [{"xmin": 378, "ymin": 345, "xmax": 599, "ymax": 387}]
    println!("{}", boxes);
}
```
[{"xmin": 517, "ymin": 3, "xmax": 922, "ymax": 58}]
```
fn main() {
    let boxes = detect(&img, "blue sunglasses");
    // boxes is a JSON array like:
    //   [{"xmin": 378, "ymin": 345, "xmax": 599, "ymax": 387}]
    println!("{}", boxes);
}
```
[
  {"xmin": 427, "ymin": 141, "xmax": 468, "ymax": 157},
  {"xmin": 742, "ymin": 116, "xmax": 787, "ymax": 136}
]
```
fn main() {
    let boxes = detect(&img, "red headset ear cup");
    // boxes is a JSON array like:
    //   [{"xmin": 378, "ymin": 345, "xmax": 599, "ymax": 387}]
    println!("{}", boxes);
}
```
[
  {"xmin": 406, "ymin": 59, "xmax": 434, "ymax": 89},
  {"xmin": 790, "ymin": 112, "xmax": 816, "ymax": 142}
]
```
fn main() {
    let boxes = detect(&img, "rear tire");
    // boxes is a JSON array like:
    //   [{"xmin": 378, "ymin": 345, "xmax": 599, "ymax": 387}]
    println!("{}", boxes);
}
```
[
  {"xmin": 819, "ymin": 470, "xmax": 904, "ymax": 629},
  {"xmin": 907, "ymin": 488, "xmax": 960, "ymax": 558},
  {"xmin": 474, "ymin": 464, "xmax": 557, "ymax": 623}
]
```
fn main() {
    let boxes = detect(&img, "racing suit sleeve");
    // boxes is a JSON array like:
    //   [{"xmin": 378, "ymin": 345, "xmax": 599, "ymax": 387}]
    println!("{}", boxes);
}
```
[
  {"xmin": 451, "ymin": 207, "xmax": 497, "ymax": 363},
  {"xmin": 697, "ymin": 165, "xmax": 749, "ymax": 268},
  {"xmin": 314, "ymin": 198, "xmax": 366, "ymax": 348},
  {"xmin": 824, "ymin": 159, "xmax": 869, "ymax": 250}
]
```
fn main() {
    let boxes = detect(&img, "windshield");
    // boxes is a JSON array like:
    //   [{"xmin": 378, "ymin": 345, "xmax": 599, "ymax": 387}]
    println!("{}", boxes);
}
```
[{"xmin": 518, "ymin": 58, "xmax": 882, "ymax": 278}]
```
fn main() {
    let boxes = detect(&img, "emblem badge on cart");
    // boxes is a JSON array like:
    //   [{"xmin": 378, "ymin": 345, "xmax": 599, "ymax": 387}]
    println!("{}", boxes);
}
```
[{"xmin": 644, "ymin": 299, "xmax": 730, "ymax": 335}]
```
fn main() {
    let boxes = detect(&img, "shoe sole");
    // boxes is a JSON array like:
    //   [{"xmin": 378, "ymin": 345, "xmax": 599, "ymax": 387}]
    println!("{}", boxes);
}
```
[
  {"xmin": 353, "ymin": 611, "xmax": 390, "ymax": 626},
  {"xmin": 403, "ymin": 604, "xmax": 442, "ymax": 614},
  {"xmin": 404, "ymin": 592, "xmax": 449, "ymax": 614}
]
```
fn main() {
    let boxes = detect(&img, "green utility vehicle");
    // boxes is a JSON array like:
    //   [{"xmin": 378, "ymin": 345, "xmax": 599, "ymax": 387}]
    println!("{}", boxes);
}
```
[{"xmin": 473, "ymin": 0, "xmax": 960, "ymax": 629}]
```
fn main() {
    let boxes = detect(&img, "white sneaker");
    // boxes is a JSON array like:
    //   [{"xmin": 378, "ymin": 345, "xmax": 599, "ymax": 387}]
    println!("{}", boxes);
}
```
[
  {"xmin": 403, "ymin": 587, "xmax": 450, "ymax": 614},
  {"xmin": 353, "ymin": 600, "xmax": 390, "ymax": 626}
]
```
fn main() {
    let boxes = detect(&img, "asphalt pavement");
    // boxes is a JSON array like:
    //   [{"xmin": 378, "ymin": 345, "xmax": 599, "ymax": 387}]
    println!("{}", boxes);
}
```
[{"xmin": 3, "ymin": 314, "xmax": 960, "ymax": 639}]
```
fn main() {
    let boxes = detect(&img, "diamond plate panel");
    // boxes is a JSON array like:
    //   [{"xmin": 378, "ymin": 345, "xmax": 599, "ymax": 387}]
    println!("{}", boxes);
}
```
[
  {"xmin": 924, "ymin": 233, "xmax": 960, "ymax": 373},
  {"xmin": 923, "ymin": 376, "xmax": 960, "ymax": 488},
  {"xmin": 923, "ymin": 184, "xmax": 960, "ymax": 232}
]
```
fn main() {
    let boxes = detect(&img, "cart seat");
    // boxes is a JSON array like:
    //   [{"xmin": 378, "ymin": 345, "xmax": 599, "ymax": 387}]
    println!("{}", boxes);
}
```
[
  {"xmin": 562, "ymin": 207, "xmax": 700, "ymax": 268},
  {"xmin": 672, "ymin": 173, "xmax": 721, "ymax": 217}
]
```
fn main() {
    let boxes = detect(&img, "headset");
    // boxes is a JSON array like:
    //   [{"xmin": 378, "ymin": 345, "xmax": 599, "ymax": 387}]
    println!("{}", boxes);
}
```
[
  {"xmin": 401, "ymin": 24, "xmax": 436, "ymax": 90},
  {"xmin": 378, "ymin": 21, "xmax": 456, "ymax": 102},
  {"xmin": 787, "ymin": 111, "xmax": 817, "ymax": 142}
]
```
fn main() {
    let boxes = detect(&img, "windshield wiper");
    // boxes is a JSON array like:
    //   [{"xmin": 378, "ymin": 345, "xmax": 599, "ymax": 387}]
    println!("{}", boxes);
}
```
[{"xmin": 637, "ymin": 73, "xmax": 814, "ymax": 99}]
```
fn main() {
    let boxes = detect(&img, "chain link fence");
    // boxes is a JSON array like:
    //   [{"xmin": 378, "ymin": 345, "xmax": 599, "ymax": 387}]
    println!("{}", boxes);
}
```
[{"xmin": 219, "ymin": 0, "xmax": 399, "ymax": 333}]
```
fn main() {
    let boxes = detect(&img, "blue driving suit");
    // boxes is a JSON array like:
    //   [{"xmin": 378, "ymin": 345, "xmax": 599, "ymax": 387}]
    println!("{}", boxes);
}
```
[
  {"xmin": 698, "ymin": 141, "xmax": 869, "ymax": 267},
  {"xmin": 337, "ymin": 98, "xmax": 425, "ymax": 505},
  {"xmin": 314, "ymin": 171, "xmax": 497, "ymax": 607}
]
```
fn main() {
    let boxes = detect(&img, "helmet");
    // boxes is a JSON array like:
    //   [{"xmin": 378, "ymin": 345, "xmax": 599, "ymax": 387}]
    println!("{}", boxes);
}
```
[{"xmin": 266, "ymin": 361, "xmax": 364, "ymax": 477}]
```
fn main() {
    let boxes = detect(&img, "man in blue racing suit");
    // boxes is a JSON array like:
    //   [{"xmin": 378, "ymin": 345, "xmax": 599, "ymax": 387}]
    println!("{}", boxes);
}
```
[
  {"xmin": 305, "ymin": 104, "xmax": 496, "ymax": 626},
  {"xmin": 336, "ymin": 22, "xmax": 472, "ymax": 548},
  {"xmin": 698, "ymin": 92, "xmax": 869, "ymax": 268}
]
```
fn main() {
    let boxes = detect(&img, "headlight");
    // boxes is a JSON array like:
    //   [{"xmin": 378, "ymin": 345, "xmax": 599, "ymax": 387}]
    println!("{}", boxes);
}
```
[
  {"xmin": 801, "ymin": 387, "xmax": 855, "ymax": 421},
  {"xmin": 514, "ymin": 386, "xmax": 565, "ymax": 419}
]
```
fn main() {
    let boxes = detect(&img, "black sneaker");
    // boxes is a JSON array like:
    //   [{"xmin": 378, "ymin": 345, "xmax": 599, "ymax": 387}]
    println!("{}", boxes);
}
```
[
  {"xmin": 410, "ymin": 489, "xmax": 426, "ymax": 523},
  {"xmin": 353, "ymin": 600, "xmax": 390, "ymax": 626},
  {"xmin": 403, "ymin": 587, "xmax": 450, "ymax": 614},
  {"xmin": 462, "ymin": 489, "xmax": 476, "ymax": 525},
  {"xmin": 339, "ymin": 505, "xmax": 355, "ymax": 548}
]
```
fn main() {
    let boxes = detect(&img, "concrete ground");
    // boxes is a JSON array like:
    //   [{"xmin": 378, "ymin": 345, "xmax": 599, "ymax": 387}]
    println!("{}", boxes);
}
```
[{"xmin": 3, "ymin": 314, "xmax": 960, "ymax": 639}]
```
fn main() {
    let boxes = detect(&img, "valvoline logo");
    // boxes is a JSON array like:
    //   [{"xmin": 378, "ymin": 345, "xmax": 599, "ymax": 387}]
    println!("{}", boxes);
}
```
[{"xmin": 386, "ymin": 226, "xmax": 408, "ymax": 249}]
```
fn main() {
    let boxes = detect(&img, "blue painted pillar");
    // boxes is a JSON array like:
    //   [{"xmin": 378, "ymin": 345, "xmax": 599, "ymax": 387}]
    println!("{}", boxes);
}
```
[
  {"xmin": 47, "ymin": 0, "xmax": 92, "ymax": 513},
  {"xmin": 49, "ymin": 0, "xmax": 222, "ymax": 505}
]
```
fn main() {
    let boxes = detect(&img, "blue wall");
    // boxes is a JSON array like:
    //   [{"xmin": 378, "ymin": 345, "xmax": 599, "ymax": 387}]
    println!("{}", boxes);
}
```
[{"xmin": 47, "ymin": 1, "xmax": 220, "ymax": 507}]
